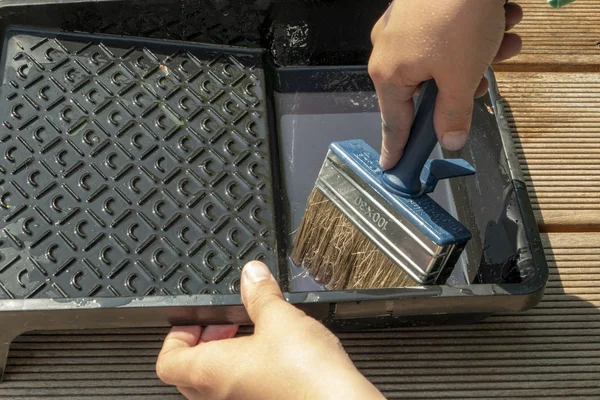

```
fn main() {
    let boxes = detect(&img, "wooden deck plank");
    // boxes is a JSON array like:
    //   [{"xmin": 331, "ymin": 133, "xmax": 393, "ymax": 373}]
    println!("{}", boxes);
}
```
[
  {"xmin": 2, "ymin": 233, "xmax": 600, "ymax": 399},
  {"xmin": 496, "ymin": 71, "xmax": 600, "ymax": 229},
  {"xmin": 496, "ymin": 0, "xmax": 600, "ymax": 72}
]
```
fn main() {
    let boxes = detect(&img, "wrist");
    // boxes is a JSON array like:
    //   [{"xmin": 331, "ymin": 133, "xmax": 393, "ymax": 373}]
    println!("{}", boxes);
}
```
[{"xmin": 303, "ymin": 367, "xmax": 385, "ymax": 400}]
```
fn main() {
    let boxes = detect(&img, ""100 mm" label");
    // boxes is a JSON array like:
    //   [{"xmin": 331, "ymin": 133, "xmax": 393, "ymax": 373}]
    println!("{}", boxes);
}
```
[{"xmin": 354, "ymin": 196, "xmax": 389, "ymax": 231}]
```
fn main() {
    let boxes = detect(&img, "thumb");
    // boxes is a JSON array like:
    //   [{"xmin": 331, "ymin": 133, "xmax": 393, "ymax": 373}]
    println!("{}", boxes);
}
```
[
  {"xmin": 156, "ymin": 326, "xmax": 246, "ymax": 396},
  {"xmin": 241, "ymin": 261, "xmax": 302, "ymax": 329},
  {"xmin": 433, "ymin": 85, "xmax": 475, "ymax": 151}
]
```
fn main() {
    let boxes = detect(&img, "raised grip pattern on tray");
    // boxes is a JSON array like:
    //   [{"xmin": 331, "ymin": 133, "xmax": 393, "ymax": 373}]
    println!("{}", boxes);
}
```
[{"xmin": 0, "ymin": 31, "xmax": 277, "ymax": 299}]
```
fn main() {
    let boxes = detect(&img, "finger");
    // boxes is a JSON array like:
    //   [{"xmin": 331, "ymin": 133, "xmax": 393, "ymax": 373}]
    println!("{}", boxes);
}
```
[
  {"xmin": 370, "ymin": 15, "xmax": 384, "ymax": 44},
  {"xmin": 200, "ymin": 325, "xmax": 239, "ymax": 343},
  {"xmin": 163, "ymin": 326, "xmax": 201, "ymax": 351},
  {"xmin": 414, "ymin": 82, "xmax": 424, "ymax": 95},
  {"xmin": 370, "ymin": 21, "xmax": 381, "ymax": 44},
  {"xmin": 474, "ymin": 77, "xmax": 489, "ymax": 99},
  {"xmin": 433, "ymin": 85, "xmax": 474, "ymax": 151},
  {"xmin": 505, "ymin": 2, "xmax": 523, "ymax": 30},
  {"xmin": 157, "ymin": 333, "xmax": 242, "ymax": 390},
  {"xmin": 374, "ymin": 84, "xmax": 418, "ymax": 169},
  {"xmin": 157, "ymin": 326, "xmax": 250, "ymax": 395},
  {"xmin": 494, "ymin": 33, "xmax": 522, "ymax": 63},
  {"xmin": 157, "ymin": 326, "xmax": 203, "ymax": 386},
  {"xmin": 370, "ymin": 0, "xmax": 395, "ymax": 43},
  {"xmin": 241, "ymin": 261, "xmax": 302, "ymax": 329},
  {"xmin": 382, "ymin": 0, "xmax": 396, "ymax": 26}
]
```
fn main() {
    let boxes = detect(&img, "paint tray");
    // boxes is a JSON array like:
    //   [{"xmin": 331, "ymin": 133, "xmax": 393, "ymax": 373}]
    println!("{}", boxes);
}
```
[{"xmin": 0, "ymin": 0, "xmax": 548, "ymax": 380}]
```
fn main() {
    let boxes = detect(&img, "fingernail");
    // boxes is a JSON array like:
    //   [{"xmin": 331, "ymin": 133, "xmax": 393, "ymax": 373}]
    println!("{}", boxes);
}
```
[
  {"xmin": 379, "ymin": 155, "xmax": 384, "ymax": 168},
  {"xmin": 441, "ymin": 131, "xmax": 467, "ymax": 151},
  {"xmin": 244, "ymin": 261, "xmax": 272, "ymax": 283}
]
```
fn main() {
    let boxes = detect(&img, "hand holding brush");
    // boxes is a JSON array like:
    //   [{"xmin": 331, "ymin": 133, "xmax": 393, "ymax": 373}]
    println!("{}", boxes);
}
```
[{"xmin": 369, "ymin": 0, "xmax": 523, "ymax": 168}]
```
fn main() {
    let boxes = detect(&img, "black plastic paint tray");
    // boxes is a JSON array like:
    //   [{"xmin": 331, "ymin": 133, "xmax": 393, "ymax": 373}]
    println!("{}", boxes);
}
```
[
  {"xmin": 0, "ymin": 28, "xmax": 281, "ymax": 300},
  {"xmin": 0, "ymin": 0, "xmax": 548, "ymax": 380}
]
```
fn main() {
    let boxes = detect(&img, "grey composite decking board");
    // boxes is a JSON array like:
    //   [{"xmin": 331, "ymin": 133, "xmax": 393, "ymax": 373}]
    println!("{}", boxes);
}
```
[{"xmin": 2, "ymin": 233, "xmax": 600, "ymax": 399}]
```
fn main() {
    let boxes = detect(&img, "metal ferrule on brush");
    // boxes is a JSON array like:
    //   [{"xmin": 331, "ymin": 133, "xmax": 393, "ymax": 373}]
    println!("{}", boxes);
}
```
[{"xmin": 316, "ymin": 151, "xmax": 455, "ymax": 285}]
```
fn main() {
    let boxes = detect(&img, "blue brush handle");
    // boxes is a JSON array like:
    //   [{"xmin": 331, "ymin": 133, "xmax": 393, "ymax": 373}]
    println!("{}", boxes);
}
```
[{"xmin": 382, "ymin": 79, "xmax": 439, "ymax": 196}]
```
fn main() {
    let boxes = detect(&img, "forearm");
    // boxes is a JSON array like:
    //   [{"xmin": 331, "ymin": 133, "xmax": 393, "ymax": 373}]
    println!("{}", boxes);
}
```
[{"xmin": 305, "ymin": 368, "xmax": 386, "ymax": 400}]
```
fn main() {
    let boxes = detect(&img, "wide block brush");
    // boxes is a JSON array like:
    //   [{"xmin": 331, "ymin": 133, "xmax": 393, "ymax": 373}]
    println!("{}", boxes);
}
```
[{"xmin": 291, "ymin": 79, "xmax": 477, "ymax": 290}]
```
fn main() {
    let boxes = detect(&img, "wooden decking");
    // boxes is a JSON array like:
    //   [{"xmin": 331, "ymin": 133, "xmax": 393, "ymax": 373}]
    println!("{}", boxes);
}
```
[
  {"xmin": 497, "ymin": 71, "xmax": 600, "ymax": 229},
  {"xmin": 3, "ymin": 0, "xmax": 600, "ymax": 398}
]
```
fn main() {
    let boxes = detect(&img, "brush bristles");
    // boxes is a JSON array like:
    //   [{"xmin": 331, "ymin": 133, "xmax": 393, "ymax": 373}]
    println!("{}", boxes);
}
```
[{"xmin": 291, "ymin": 188, "xmax": 417, "ymax": 290}]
